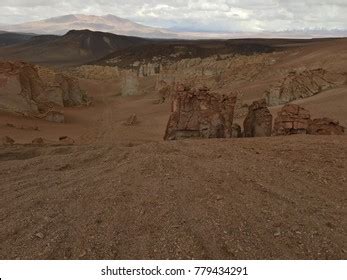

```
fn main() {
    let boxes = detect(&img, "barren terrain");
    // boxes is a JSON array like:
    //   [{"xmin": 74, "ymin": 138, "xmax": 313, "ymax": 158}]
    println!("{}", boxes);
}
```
[{"xmin": 0, "ymin": 36, "xmax": 346, "ymax": 260}]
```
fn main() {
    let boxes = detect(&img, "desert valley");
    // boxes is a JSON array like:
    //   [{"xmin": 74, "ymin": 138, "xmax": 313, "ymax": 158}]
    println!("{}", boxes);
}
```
[{"xmin": 0, "ymin": 14, "xmax": 346, "ymax": 260}]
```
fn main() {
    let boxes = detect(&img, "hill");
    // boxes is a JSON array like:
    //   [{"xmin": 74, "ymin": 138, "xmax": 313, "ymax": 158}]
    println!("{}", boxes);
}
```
[
  {"xmin": 0, "ymin": 31, "xmax": 35, "ymax": 47},
  {"xmin": 0, "ymin": 29, "xmax": 149, "ymax": 66}
]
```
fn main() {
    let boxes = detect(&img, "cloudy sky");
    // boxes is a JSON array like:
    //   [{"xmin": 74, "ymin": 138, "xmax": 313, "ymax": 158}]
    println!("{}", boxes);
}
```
[{"xmin": 0, "ymin": 0, "xmax": 346, "ymax": 32}]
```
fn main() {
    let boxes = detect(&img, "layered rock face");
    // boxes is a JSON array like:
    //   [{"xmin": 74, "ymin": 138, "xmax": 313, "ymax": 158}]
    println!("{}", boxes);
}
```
[
  {"xmin": 0, "ymin": 61, "xmax": 88, "ymax": 120},
  {"xmin": 265, "ymin": 69, "xmax": 346, "ymax": 106},
  {"xmin": 308, "ymin": 118, "xmax": 345, "ymax": 135},
  {"xmin": 164, "ymin": 85, "xmax": 237, "ymax": 140},
  {"xmin": 273, "ymin": 104, "xmax": 311, "ymax": 135},
  {"xmin": 243, "ymin": 99, "xmax": 273, "ymax": 137}
]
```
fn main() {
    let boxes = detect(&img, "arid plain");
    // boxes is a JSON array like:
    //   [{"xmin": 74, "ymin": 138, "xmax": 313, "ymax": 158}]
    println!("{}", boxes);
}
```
[{"xmin": 0, "ymin": 28, "xmax": 346, "ymax": 259}]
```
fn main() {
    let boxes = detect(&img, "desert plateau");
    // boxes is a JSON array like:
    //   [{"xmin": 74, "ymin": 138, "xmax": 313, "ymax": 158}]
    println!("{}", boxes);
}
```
[{"xmin": 0, "ymin": 12, "xmax": 346, "ymax": 260}]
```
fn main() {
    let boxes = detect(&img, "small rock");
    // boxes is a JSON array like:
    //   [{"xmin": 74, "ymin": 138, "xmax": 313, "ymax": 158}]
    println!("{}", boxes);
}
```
[
  {"xmin": 123, "ymin": 114, "xmax": 138, "ymax": 126},
  {"xmin": 1, "ymin": 136, "xmax": 15, "ymax": 146},
  {"xmin": 35, "ymin": 232, "xmax": 44, "ymax": 239},
  {"xmin": 59, "ymin": 136, "xmax": 75, "ymax": 145},
  {"xmin": 32, "ymin": 137, "xmax": 45, "ymax": 145}
]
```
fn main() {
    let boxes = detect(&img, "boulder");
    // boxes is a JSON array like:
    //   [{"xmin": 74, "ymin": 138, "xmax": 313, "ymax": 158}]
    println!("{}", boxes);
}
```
[
  {"xmin": 164, "ymin": 84, "xmax": 237, "ymax": 140},
  {"xmin": 308, "ymin": 118, "xmax": 345, "ymax": 135},
  {"xmin": 273, "ymin": 104, "xmax": 311, "ymax": 136},
  {"xmin": 1, "ymin": 136, "xmax": 15, "ymax": 146},
  {"xmin": 243, "ymin": 99, "xmax": 272, "ymax": 137}
]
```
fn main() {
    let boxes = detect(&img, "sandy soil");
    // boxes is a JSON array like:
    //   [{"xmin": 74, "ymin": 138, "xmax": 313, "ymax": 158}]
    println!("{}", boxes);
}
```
[{"xmin": 0, "ymin": 136, "xmax": 346, "ymax": 259}]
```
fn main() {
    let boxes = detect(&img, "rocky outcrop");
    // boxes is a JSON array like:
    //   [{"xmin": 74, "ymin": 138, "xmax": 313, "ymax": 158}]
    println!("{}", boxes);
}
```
[
  {"xmin": 164, "ymin": 84, "xmax": 237, "ymax": 140},
  {"xmin": 0, "ymin": 61, "xmax": 88, "ymax": 121},
  {"xmin": 121, "ymin": 70, "xmax": 140, "ymax": 96},
  {"xmin": 37, "ymin": 66, "xmax": 88, "ymax": 107},
  {"xmin": 243, "ymin": 99, "xmax": 273, "ymax": 137},
  {"xmin": 308, "ymin": 118, "xmax": 345, "ymax": 135},
  {"xmin": 0, "ymin": 61, "xmax": 42, "ymax": 115},
  {"xmin": 264, "ymin": 69, "xmax": 346, "ymax": 106},
  {"xmin": 273, "ymin": 104, "xmax": 311, "ymax": 136}
]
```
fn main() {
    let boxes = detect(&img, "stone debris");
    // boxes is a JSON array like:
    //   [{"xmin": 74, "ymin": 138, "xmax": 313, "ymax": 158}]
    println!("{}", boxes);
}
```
[
  {"xmin": 243, "ymin": 99, "xmax": 273, "ymax": 137},
  {"xmin": 164, "ymin": 84, "xmax": 237, "ymax": 140}
]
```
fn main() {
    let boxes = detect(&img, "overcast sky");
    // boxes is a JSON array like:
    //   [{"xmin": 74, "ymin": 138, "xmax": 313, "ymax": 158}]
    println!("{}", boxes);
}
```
[{"xmin": 1, "ymin": 0, "xmax": 346, "ymax": 32}]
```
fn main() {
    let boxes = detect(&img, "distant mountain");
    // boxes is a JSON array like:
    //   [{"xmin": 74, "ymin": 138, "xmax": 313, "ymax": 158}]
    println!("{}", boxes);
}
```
[
  {"xmin": 1, "ymin": 14, "xmax": 178, "ymax": 39},
  {"xmin": 1, "ymin": 14, "xmax": 346, "ymax": 40},
  {"xmin": 0, "ymin": 31, "xmax": 35, "ymax": 47},
  {"xmin": 0, "ymin": 29, "xmax": 149, "ymax": 66}
]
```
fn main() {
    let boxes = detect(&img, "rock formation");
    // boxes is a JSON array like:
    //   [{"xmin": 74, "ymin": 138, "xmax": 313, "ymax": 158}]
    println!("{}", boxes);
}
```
[
  {"xmin": 308, "ymin": 118, "xmax": 345, "ymax": 135},
  {"xmin": 0, "ymin": 61, "xmax": 88, "ymax": 121},
  {"xmin": 273, "ymin": 104, "xmax": 311, "ymax": 136},
  {"xmin": 243, "ymin": 99, "xmax": 273, "ymax": 137},
  {"xmin": 164, "ymin": 84, "xmax": 237, "ymax": 140},
  {"xmin": 264, "ymin": 69, "xmax": 346, "ymax": 106}
]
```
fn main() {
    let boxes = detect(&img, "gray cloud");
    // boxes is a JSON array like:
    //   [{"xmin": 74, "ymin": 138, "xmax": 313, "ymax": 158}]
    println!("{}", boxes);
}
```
[{"xmin": 0, "ymin": 0, "xmax": 346, "ymax": 32}]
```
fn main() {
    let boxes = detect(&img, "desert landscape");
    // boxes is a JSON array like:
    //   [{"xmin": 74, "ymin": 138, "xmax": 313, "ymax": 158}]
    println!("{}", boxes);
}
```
[{"xmin": 0, "ymin": 13, "xmax": 346, "ymax": 260}]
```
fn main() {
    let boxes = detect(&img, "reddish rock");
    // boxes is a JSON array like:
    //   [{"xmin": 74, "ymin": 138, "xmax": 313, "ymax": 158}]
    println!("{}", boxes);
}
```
[
  {"xmin": 243, "ymin": 99, "xmax": 273, "ymax": 137},
  {"xmin": 308, "ymin": 118, "xmax": 345, "ymax": 135},
  {"xmin": 164, "ymin": 85, "xmax": 237, "ymax": 140},
  {"xmin": 273, "ymin": 104, "xmax": 311, "ymax": 135}
]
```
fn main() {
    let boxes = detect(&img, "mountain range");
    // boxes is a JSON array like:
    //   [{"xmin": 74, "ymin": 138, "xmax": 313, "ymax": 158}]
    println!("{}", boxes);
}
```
[
  {"xmin": 1, "ymin": 14, "xmax": 177, "ymax": 39},
  {"xmin": 1, "ymin": 14, "xmax": 347, "ymax": 39}
]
